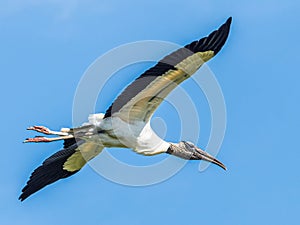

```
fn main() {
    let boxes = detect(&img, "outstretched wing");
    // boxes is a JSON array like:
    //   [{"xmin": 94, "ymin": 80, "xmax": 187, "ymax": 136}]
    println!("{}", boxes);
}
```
[
  {"xmin": 104, "ymin": 17, "xmax": 232, "ymax": 123},
  {"xmin": 19, "ymin": 140, "xmax": 103, "ymax": 201}
]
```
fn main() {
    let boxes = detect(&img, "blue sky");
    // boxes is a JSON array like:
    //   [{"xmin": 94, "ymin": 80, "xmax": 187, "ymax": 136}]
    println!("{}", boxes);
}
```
[{"xmin": 1, "ymin": 1, "xmax": 300, "ymax": 224}]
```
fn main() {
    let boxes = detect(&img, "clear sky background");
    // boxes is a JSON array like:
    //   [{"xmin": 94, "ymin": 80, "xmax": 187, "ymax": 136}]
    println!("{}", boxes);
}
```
[{"xmin": 1, "ymin": 1, "xmax": 299, "ymax": 225}]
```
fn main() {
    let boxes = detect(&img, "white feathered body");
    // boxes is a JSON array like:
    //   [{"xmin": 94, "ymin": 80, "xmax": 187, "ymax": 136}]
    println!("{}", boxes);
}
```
[{"xmin": 84, "ymin": 113, "xmax": 170, "ymax": 156}]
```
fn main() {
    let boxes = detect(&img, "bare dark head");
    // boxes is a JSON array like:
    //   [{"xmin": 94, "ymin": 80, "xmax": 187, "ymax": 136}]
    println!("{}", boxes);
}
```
[{"xmin": 167, "ymin": 141, "xmax": 226, "ymax": 170}]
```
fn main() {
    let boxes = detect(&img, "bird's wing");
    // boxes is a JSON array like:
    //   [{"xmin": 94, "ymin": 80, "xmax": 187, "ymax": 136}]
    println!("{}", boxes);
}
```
[
  {"xmin": 19, "ymin": 139, "xmax": 104, "ymax": 201},
  {"xmin": 104, "ymin": 17, "xmax": 232, "ymax": 123}
]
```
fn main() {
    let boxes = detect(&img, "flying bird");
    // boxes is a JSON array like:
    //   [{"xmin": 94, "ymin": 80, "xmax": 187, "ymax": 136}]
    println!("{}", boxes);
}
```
[{"xmin": 20, "ymin": 17, "xmax": 232, "ymax": 201}]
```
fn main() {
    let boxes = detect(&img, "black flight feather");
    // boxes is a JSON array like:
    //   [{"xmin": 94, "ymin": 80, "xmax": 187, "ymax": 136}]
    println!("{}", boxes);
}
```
[
  {"xmin": 19, "ymin": 140, "xmax": 84, "ymax": 201},
  {"xmin": 104, "ymin": 17, "xmax": 232, "ymax": 118}
]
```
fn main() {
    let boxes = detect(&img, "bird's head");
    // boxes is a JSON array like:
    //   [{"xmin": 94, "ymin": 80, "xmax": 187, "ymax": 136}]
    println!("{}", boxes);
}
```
[{"xmin": 167, "ymin": 141, "xmax": 226, "ymax": 170}]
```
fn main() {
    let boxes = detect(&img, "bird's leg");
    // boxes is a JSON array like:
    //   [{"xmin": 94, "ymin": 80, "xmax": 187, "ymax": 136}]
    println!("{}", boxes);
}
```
[
  {"xmin": 27, "ymin": 125, "xmax": 70, "ymax": 136},
  {"xmin": 24, "ymin": 125, "xmax": 74, "ymax": 143},
  {"xmin": 24, "ymin": 134, "xmax": 74, "ymax": 143}
]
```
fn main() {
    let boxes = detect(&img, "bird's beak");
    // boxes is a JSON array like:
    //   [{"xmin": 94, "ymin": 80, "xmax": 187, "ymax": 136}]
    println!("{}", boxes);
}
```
[{"xmin": 184, "ymin": 142, "xmax": 227, "ymax": 170}]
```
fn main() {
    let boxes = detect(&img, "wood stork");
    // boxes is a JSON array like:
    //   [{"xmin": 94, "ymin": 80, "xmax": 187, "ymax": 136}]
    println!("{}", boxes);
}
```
[{"xmin": 19, "ymin": 17, "xmax": 232, "ymax": 201}]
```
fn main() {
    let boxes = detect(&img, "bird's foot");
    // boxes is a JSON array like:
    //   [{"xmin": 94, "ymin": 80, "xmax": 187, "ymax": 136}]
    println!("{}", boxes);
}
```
[
  {"xmin": 27, "ymin": 126, "xmax": 51, "ymax": 134},
  {"xmin": 27, "ymin": 125, "xmax": 69, "ymax": 136},
  {"xmin": 23, "ymin": 134, "xmax": 74, "ymax": 143},
  {"xmin": 24, "ymin": 136, "xmax": 52, "ymax": 143}
]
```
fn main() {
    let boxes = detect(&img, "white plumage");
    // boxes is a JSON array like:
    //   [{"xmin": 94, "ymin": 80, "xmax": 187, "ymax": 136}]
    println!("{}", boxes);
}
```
[{"xmin": 85, "ymin": 113, "xmax": 170, "ymax": 155}]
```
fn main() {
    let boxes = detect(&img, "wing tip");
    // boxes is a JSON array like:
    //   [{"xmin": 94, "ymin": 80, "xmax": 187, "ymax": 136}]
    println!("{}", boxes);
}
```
[
  {"xmin": 18, "ymin": 143, "xmax": 81, "ymax": 202},
  {"xmin": 213, "ymin": 16, "xmax": 232, "ymax": 53},
  {"xmin": 206, "ymin": 16, "xmax": 232, "ymax": 55},
  {"xmin": 19, "ymin": 184, "xmax": 32, "ymax": 201},
  {"xmin": 18, "ymin": 194, "xmax": 26, "ymax": 202},
  {"xmin": 185, "ymin": 17, "xmax": 232, "ymax": 55},
  {"xmin": 226, "ymin": 16, "xmax": 232, "ymax": 25}
]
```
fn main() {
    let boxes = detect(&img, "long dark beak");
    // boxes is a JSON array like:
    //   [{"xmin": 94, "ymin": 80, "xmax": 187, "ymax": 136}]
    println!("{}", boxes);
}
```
[
  {"xmin": 183, "ymin": 142, "xmax": 227, "ymax": 170},
  {"xmin": 196, "ymin": 149, "xmax": 227, "ymax": 170}
]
